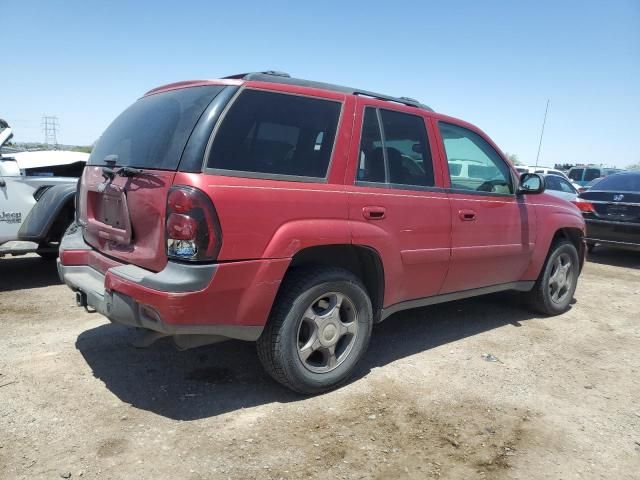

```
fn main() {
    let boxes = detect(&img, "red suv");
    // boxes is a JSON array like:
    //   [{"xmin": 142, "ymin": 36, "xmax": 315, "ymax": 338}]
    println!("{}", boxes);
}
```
[{"xmin": 58, "ymin": 71, "xmax": 586, "ymax": 393}]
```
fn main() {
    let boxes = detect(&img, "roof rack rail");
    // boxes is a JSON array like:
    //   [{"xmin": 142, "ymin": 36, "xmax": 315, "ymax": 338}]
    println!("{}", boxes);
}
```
[
  {"xmin": 223, "ymin": 71, "xmax": 291, "ymax": 80},
  {"xmin": 221, "ymin": 72, "xmax": 433, "ymax": 112},
  {"xmin": 352, "ymin": 91, "xmax": 431, "ymax": 110}
]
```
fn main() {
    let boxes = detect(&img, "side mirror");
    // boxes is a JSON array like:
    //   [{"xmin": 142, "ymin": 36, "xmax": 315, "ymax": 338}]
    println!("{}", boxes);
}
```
[{"xmin": 517, "ymin": 173, "xmax": 545, "ymax": 195}]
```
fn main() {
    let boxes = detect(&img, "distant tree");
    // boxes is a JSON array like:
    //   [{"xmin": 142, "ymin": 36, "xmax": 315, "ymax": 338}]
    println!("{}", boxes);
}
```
[
  {"xmin": 627, "ymin": 162, "xmax": 640, "ymax": 171},
  {"xmin": 504, "ymin": 152, "xmax": 522, "ymax": 165},
  {"xmin": 72, "ymin": 145, "xmax": 93, "ymax": 154}
]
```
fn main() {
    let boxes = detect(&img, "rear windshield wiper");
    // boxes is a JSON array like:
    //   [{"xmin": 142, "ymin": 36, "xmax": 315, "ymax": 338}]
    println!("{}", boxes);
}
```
[
  {"xmin": 116, "ymin": 166, "xmax": 143, "ymax": 177},
  {"xmin": 102, "ymin": 164, "xmax": 143, "ymax": 180}
]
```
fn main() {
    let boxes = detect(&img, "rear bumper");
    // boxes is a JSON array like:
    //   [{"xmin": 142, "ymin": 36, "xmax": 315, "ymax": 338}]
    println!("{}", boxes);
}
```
[
  {"xmin": 58, "ymin": 229, "xmax": 290, "ymax": 341},
  {"xmin": 585, "ymin": 219, "xmax": 640, "ymax": 248}
]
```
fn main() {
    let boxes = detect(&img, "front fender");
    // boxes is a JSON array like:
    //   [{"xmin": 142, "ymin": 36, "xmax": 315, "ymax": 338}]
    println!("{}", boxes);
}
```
[
  {"xmin": 521, "ymin": 206, "xmax": 586, "ymax": 280},
  {"xmin": 17, "ymin": 183, "xmax": 76, "ymax": 241}
]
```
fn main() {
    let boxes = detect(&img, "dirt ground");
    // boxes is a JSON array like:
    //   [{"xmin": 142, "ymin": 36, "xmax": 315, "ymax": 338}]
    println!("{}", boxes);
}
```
[{"xmin": 1, "ymin": 248, "xmax": 639, "ymax": 480}]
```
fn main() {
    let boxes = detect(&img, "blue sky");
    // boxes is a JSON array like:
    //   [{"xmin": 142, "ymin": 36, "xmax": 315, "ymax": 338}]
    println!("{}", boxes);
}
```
[{"xmin": 2, "ymin": 0, "xmax": 638, "ymax": 168}]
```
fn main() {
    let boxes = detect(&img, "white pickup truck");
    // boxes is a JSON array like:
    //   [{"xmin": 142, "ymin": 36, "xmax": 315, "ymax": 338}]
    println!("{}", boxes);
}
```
[{"xmin": 0, "ymin": 120, "xmax": 88, "ymax": 258}]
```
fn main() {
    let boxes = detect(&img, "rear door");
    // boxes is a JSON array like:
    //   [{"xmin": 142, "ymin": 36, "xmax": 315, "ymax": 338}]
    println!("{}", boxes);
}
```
[
  {"xmin": 78, "ymin": 85, "xmax": 227, "ymax": 272},
  {"xmin": 434, "ymin": 120, "xmax": 536, "ymax": 293},
  {"xmin": 347, "ymin": 100, "xmax": 451, "ymax": 308}
]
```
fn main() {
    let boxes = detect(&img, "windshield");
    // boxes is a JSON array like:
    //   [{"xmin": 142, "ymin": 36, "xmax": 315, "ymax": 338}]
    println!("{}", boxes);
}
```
[
  {"xmin": 88, "ymin": 85, "xmax": 224, "ymax": 170},
  {"xmin": 592, "ymin": 173, "xmax": 640, "ymax": 192}
]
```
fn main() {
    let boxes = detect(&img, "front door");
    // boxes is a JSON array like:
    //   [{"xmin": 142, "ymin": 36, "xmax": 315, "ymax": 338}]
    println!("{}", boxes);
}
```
[
  {"xmin": 0, "ymin": 174, "xmax": 36, "ymax": 245},
  {"xmin": 434, "ymin": 120, "xmax": 536, "ymax": 293},
  {"xmin": 347, "ymin": 101, "xmax": 452, "ymax": 308}
]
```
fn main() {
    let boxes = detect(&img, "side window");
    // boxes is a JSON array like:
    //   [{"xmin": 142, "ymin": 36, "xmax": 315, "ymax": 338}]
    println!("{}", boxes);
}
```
[
  {"xmin": 357, "ymin": 108, "xmax": 385, "ymax": 183},
  {"xmin": 568, "ymin": 168, "xmax": 583, "ymax": 181},
  {"xmin": 357, "ymin": 107, "xmax": 434, "ymax": 188},
  {"xmin": 584, "ymin": 168, "xmax": 601, "ymax": 182},
  {"xmin": 439, "ymin": 122, "xmax": 513, "ymax": 194},
  {"xmin": 380, "ymin": 109, "xmax": 434, "ymax": 187},
  {"xmin": 207, "ymin": 89, "xmax": 341, "ymax": 178},
  {"xmin": 545, "ymin": 175, "xmax": 561, "ymax": 191},
  {"xmin": 558, "ymin": 178, "xmax": 576, "ymax": 193}
]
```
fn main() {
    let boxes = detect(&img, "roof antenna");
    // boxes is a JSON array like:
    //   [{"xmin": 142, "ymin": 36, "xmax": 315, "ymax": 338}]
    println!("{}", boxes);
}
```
[{"xmin": 535, "ymin": 99, "xmax": 550, "ymax": 167}]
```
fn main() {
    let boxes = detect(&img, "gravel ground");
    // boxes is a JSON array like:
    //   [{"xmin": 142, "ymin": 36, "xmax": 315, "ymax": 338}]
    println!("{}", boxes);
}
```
[{"xmin": 1, "ymin": 248, "xmax": 639, "ymax": 479}]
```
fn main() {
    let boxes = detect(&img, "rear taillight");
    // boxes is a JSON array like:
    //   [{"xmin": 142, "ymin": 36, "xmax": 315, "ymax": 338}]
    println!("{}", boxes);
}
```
[
  {"xmin": 166, "ymin": 185, "xmax": 221, "ymax": 261},
  {"xmin": 76, "ymin": 174, "xmax": 86, "ymax": 225},
  {"xmin": 572, "ymin": 199, "xmax": 595, "ymax": 213}
]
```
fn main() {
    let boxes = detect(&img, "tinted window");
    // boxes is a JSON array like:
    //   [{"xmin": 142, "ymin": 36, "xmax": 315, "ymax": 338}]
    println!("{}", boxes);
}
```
[
  {"xmin": 357, "ymin": 108, "xmax": 434, "ymax": 187},
  {"xmin": 357, "ymin": 108, "xmax": 385, "ymax": 183},
  {"xmin": 584, "ymin": 168, "xmax": 601, "ymax": 181},
  {"xmin": 439, "ymin": 122, "xmax": 513, "ymax": 194},
  {"xmin": 591, "ymin": 173, "xmax": 640, "ymax": 192},
  {"xmin": 545, "ymin": 175, "xmax": 561, "ymax": 191},
  {"xmin": 568, "ymin": 168, "xmax": 583, "ymax": 181},
  {"xmin": 89, "ymin": 86, "xmax": 224, "ymax": 169},
  {"xmin": 207, "ymin": 90, "xmax": 341, "ymax": 178},
  {"xmin": 380, "ymin": 109, "xmax": 434, "ymax": 187}
]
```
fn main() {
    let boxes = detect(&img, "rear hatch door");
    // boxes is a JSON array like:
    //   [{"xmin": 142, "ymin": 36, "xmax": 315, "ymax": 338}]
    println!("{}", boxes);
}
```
[{"xmin": 79, "ymin": 84, "xmax": 226, "ymax": 272}]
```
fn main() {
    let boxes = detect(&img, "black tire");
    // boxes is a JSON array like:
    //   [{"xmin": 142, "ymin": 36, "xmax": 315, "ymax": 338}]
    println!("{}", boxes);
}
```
[
  {"xmin": 36, "ymin": 250, "xmax": 58, "ymax": 260},
  {"xmin": 257, "ymin": 266, "xmax": 373, "ymax": 394},
  {"xmin": 524, "ymin": 240, "xmax": 580, "ymax": 315},
  {"xmin": 587, "ymin": 241, "xmax": 596, "ymax": 254},
  {"xmin": 37, "ymin": 220, "xmax": 76, "ymax": 260}
]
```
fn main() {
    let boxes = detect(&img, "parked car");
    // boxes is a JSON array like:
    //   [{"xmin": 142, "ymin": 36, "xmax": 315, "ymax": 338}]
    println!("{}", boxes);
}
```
[
  {"xmin": 57, "ymin": 71, "xmax": 586, "ymax": 393},
  {"xmin": 518, "ymin": 165, "xmax": 570, "ymax": 180},
  {"xmin": 573, "ymin": 171, "xmax": 640, "ymax": 252},
  {"xmin": 568, "ymin": 166, "xmax": 622, "ymax": 187},
  {"xmin": 0, "ymin": 120, "xmax": 87, "ymax": 258},
  {"xmin": 542, "ymin": 173, "xmax": 579, "ymax": 202}
]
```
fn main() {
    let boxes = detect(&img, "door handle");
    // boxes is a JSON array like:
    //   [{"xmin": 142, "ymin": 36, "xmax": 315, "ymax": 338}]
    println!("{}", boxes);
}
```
[
  {"xmin": 458, "ymin": 209, "xmax": 477, "ymax": 221},
  {"xmin": 363, "ymin": 206, "xmax": 386, "ymax": 220}
]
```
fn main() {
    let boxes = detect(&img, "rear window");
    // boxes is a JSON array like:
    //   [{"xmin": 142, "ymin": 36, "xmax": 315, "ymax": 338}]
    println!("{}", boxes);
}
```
[
  {"xmin": 89, "ymin": 85, "xmax": 224, "ymax": 170},
  {"xmin": 591, "ymin": 174, "xmax": 640, "ymax": 192},
  {"xmin": 207, "ymin": 89, "xmax": 341, "ymax": 179}
]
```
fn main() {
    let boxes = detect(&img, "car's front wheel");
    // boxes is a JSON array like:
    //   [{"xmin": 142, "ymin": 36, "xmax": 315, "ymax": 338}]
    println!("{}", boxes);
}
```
[
  {"xmin": 525, "ymin": 240, "xmax": 580, "ymax": 315},
  {"xmin": 257, "ymin": 267, "xmax": 373, "ymax": 394}
]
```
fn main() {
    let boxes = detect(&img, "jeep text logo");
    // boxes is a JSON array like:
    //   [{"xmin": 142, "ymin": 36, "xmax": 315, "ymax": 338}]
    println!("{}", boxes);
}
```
[
  {"xmin": 613, "ymin": 194, "xmax": 624, "ymax": 201},
  {"xmin": 0, "ymin": 211, "xmax": 22, "ymax": 224}
]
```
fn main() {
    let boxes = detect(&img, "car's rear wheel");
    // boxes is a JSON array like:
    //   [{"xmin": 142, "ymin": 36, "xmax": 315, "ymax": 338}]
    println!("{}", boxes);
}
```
[
  {"xmin": 257, "ymin": 267, "xmax": 373, "ymax": 394},
  {"xmin": 525, "ymin": 240, "xmax": 579, "ymax": 315}
]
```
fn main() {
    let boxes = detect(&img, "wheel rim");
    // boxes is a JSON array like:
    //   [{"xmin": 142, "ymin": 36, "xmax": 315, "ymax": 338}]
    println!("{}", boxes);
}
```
[
  {"xmin": 296, "ymin": 292, "xmax": 358, "ymax": 374},
  {"xmin": 548, "ymin": 252, "xmax": 574, "ymax": 305}
]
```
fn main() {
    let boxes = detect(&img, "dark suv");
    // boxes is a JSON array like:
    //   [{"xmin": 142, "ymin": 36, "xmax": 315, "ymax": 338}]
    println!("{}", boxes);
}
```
[{"xmin": 58, "ymin": 71, "xmax": 586, "ymax": 393}]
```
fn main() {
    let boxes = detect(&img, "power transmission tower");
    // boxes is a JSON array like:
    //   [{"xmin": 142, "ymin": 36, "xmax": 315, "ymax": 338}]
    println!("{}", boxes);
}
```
[{"xmin": 41, "ymin": 115, "xmax": 59, "ymax": 148}]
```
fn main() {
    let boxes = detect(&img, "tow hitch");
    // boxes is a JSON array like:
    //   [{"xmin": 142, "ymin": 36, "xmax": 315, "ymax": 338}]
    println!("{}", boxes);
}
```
[
  {"xmin": 75, "ymin": 290, "xmax": 87, "ymax": 307},
  {"xmin": 75, "ymin": 290, "xmax": 96, "ymax": 313}
]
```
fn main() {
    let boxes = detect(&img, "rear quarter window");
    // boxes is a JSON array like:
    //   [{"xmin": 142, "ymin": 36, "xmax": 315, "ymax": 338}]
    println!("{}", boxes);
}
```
[{"xmin": 207, "ymin": 89, "xmax": 341, "ymax": 179}]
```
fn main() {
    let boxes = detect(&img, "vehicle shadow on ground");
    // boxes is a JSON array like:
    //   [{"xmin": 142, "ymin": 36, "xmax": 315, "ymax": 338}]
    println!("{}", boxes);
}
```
[
  {"xmin": 587, "ymin": 246, "xmax": 640, "ymax": 269},
  {"xmin": 76, "ymin": 291, "xmax": 540, "ymax": 420},
  {"xmin": 0, "ymin": 255, "xmax": 61, "ymax": 292}
]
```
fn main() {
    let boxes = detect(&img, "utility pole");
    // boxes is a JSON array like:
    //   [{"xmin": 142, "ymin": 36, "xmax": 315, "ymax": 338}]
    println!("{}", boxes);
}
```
[
  {"xmin": 41, "ymin": 115, "xmax": 59, "ymax": 149},
  {"xmin": 535, "ymin": 99, "xmax": 549, "ymax": 168}
]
